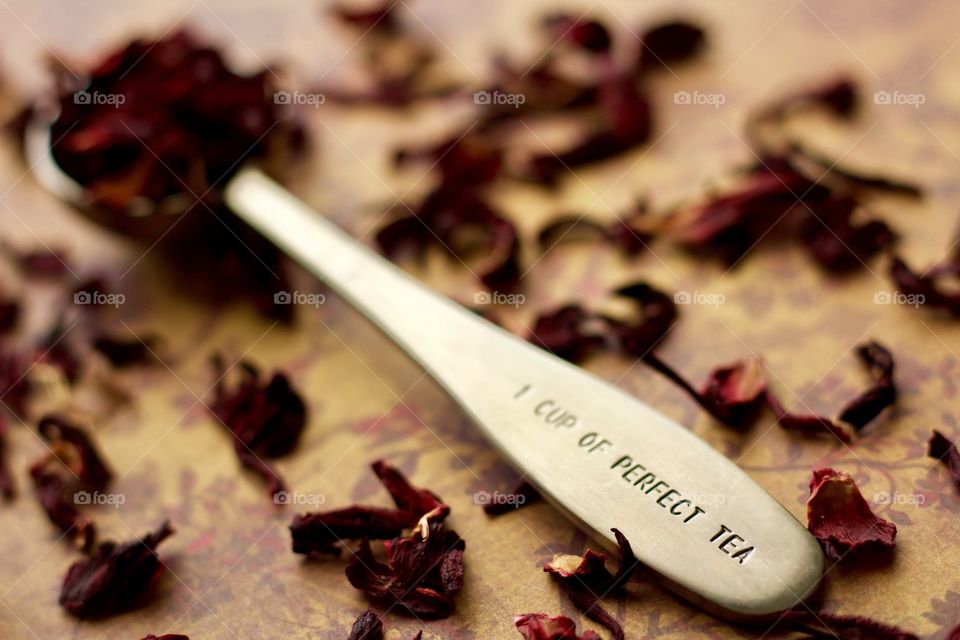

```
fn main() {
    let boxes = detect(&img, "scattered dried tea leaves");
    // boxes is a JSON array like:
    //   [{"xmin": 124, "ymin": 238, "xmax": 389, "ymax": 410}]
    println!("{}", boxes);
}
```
[
  {"xmin": 210, "ymin": 355, "xmax": 307, "ymax": 500},
  {"xmin": 345, "ymin": 521, "xmax": 465, "ymax": 618},
  {"xmin": 290, "ymin": 460, "xmax": 448, "ymax": 556},
  {"xmin": 928, "ymin": 430, "xmax": 960, "ymax": 493},
  {"xmin": 529, "ymin": 282, "xmax": 677, "ymax": 363},
  {"xmin": 515, "ymin": 613, "xmax": 602, "ymax": 640},
  {"xmin": 780, "ymin": 610, "xmax": 918, "ymax": 640},
  {"xmin": 347, "ymin": 609, "xmax": 383, "ymax": 640},
  {"xmin": 60, "ymin": 521, "xmax": 174, "ymax": 618},
  {"xmin": 92, "ymin": 334, "xmax": 159, "ymax": 367},
  {"xmin": 47, "ymin": 30, "xmax": 298, "ymax": 211},
  {"xmin": 641, "ymin": 354, "xmax": 767, "ymax": 427},
  {"xmin": 543, "ymin": 529, "xmax": 637, "ymax": 640},
  {"xmin": 29, "ymin": 415, "xmax": 113, "ymax": 549},
  {"xmin": 889, "ymin": 255, "xmax": 960, "ymax": 317},
  {"xmin": 806, "ymin": 468, "xmax": 896, "ymax": 561},
  {"xmin": 766, "ymin": 340, "xmax": 896, "ymax": 441}
]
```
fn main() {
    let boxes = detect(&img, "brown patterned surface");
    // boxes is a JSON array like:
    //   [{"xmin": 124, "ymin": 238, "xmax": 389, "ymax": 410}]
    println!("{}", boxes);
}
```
[{"xmin": 1, "ymin": 0, "xmax": 959, "ymax": 638}]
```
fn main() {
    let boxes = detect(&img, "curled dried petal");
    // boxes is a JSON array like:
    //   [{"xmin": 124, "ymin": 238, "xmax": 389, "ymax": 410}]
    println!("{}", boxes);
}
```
[
  {"xmin": 347, "ymin": 609, "xmax": 383, "ymax": 640},
  {"xmin": 515, "ymin": 613, "xmax": 602, "ymax": 640},
  {"xmin": 60, "ymin": 521, "xmax": 174, "ymax": 618},
  {"xmin": 806, "ymin": 468, "xmax": 896, "ymax": 561},
  {"xmin": 928, "ymin": 430, "xmax": 960, "ymax": 493}
]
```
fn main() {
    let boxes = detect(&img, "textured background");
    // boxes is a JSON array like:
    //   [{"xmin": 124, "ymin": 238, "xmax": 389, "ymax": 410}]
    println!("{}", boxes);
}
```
[{"xmin": 0, "ymin": 0, "xmax": 959, "ymax": 638}]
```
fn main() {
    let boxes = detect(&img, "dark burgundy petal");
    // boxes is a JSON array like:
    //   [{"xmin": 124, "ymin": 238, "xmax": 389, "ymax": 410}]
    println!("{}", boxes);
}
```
[
  {"xmin": 92, "ymin": 334, "xmax": 159, "ymax": 367},
  {"xmin": 515, "ymin": 613, "xmax": 602, "ymax": 640},
  {"xmin": 780, "ymin": 610, "xmax": 918, "ymax": 640},
  {"xmin": 331, "ymin": 2, "xmax": 398, "ymax": 33},
  {"xmin": 765, "ymin": 391, "xmax": 853, "ymax": 443},
  {"xmin": 0, "ymin": 345, "xmax": 31, "ymax": 417},
  {"xmin": 928, "ymin": 430, "xmax": 960, "ymax": 493},
  {"xmin": 290, "ymin": 507, "xmax": 411, "ymax": 556},
  {"xmin": 637, "ymin": 21, "xmax": 706, "ymax": 71},
  {"xmin": 836, "ymin": 341, "xmax": 896, "ymax": 429},
  {"xmin": 542, "ymin": 529, "xmax": 636, "ymax": 640},
  {"xmin": 806, "ymin": 468, "xmax": 896, "ymax": 561},
  {"xmin": 890, "ymin": 256, "xmax": 960, "ymax": 317},
  {"xmin": 347, "ymin": 609, "xmax": 383, "ymax": 640},
  {"xmin": 641, "ymin": 355, "xmax": 767, "ymax": 427},
  {"xmin": 371, "ymin": 460, "xmax": 446, "ymax": 520},
  {"xmin": 140, "ymin": 635, "xmax": 190, "ymax": 640},
  {"xmin": 0, "ymin": 297, "xmax": 19, "ymax": 334},
  {"xmin": 345, "ymin": 523, "xmax": 465, "ymax": 619},
  {"xmin": 529, "ymin": 305, "xmax": 608, "ymax": 363},
  {"xmin": 60, "ymin": 521, "xmax": 174, "ymax": 618},
  {"xmin": 17, "ymin": 248, "xmax": 72, "ymax": 277},
  {"xmin": 210, "ymin": 356, "xmax": 307, "ymax": 500},
  {"xmin": 29, "ymin": 469, "xmax": 95, "ymax": 550},
  {"xmin": 606, "ymin": 282, "xmax": 677, "ymax": 357},
  {"xmin": 37, "ymin": 414, "xmax": 114, "ymax": 488}
]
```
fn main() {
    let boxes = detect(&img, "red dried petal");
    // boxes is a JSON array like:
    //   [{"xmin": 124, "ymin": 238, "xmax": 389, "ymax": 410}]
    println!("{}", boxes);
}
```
[
  {"xmin": 345, "ymin": 523, "xmax": 465, "ymax": 618},
  {"xmin": 210, "ymin": 356, "xmax": 307, "ymax": 500},
  {"xmin": 347, "ymin": 609, "xmax": 383, "ymax": 640},
  {"xmin": 542, "ymin": 529, "xmax": 636, "ymax": 640},
  {"xmin": 780, "ymin": 610, "xmax": 918, "ymax": 640},
  {"xmin": 60, "ymin": 521, "xmax": 174, "ymax": 618},
  {"xmin": 928, "ymin": 430, "xmax": 960, "ymax": 493},
  {"xmin": 806, "ymin": 468, "xmax": 896, "ymax": 561},
  {"xmin": 642, "ymin": 355, "xmax": 767, "ymax": 427},
  {"xmin": 530, "ymin": 305, "xmax": 608, "ymax": 363},
  {"xmin": 37, "ymin": 415, "xmax": 114, "ymax": 488},
  {"xmin": 290, "ymin": 461, "xmax": 449, "ymax": 556},
  {"xmin": 765, "ymin": 392, "xmax": 853, "ymax": 443},
  {"xmin": 515, "ymin": 613, "xmax": 602, "ymax": 640},
  {"xmin": 637, "ymin": 21, "xmax": 706, "ymax": 72},
  {"xmin": 17, "ymin": 247, "xmax": 72, "ymax": 277},
  {"xmin": 92, "ymin": 334, "xmax": 158, "ymax": 367},
  {"xmin": 140, "ymin": 635, "xmax": 190, "ymax": 640},
  {"xmin": 290, "ymin": 507, "xmax": 411, "ymax": 556},
  {"xmin": 890, "ymin": 256, "xmax": 960, "ymax": 317}
]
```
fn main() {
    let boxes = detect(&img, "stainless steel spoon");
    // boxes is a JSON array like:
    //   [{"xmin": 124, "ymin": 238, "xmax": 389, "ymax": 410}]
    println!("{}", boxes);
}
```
[{"xmin": 26, "ymin": 116, "xmax": 823, "ymax": 620}]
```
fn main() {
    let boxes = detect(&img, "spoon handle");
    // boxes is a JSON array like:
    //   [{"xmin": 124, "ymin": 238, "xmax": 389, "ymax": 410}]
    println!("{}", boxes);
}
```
[{"xmin": 225, "ymin": 168, "xmax": 822, "ymax": 619}]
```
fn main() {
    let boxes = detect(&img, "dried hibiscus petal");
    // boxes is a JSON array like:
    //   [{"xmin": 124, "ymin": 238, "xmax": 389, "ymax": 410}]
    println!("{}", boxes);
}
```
[
  {"xmin": 92, "ymin": 334, "xmax": 159, "ymax": 367},
  {"xmin": 543, "ymin": 529, "xmax": 637, "ymax": 640},
  {"xmin": 542, "ymin": 14, "xmax": 612, "ymax": 54},
  {"xmin": 636, "ymin": 20, "xmax": 706, "ymax": 72},
  {"xmin": 290, "ymin": 460, "xmax": 448, "ymax": 556},
  {"xmin": 515, "ymin": 613, "xmax": 602, "ymax": 640},
  {"xmin": 345, "ymin": 521, "xmax": 465, "ymax": 618},
  {"xmin": 140, "ymin": 635, "xmax": 189, "ymax": 640},
  {"xmin": 29, "ymin": 415, "xmax": 113, "ymax": 549},
  {"xmin": 889, "ymin": 255, "xmax": 960, "ymax": 317},
  {"xmin": 641, "ymin": 355, "xmax": 767, "ymax": 427},
  {"xmin": 210, "ymin": 355, "xmax": 307, "ymax": 500},
  {"xmin": 779, "ymin": 610, "xmax": 918, "ymax": 640},
  {"xmin": 529, "ymin": 282, "xmax": 677, "ymax": 363},
  {"xmin": 806, "ymin": 468, "xmax": 896, "ymax": 561},
  {"xmin": 347, "ymin": 609, "xmax": 383, "ymax": 640},
  {"xmin": 16, "ymin": 247, "xmax": 72, "ymax": 278},
  {"xmin": 766, "ymin": 340, "xmax": 896, "ymax": 441},
  {"xmin": 537, "ymin": 204, "xmax": 654, "ymax": 257},
  {"xmin": 60, "ymin": 521, "xmax": 174, "ymax": 618},
  {"xmin": 928, "ymin": 430, "xmax": 960, "ymax": 493}
]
